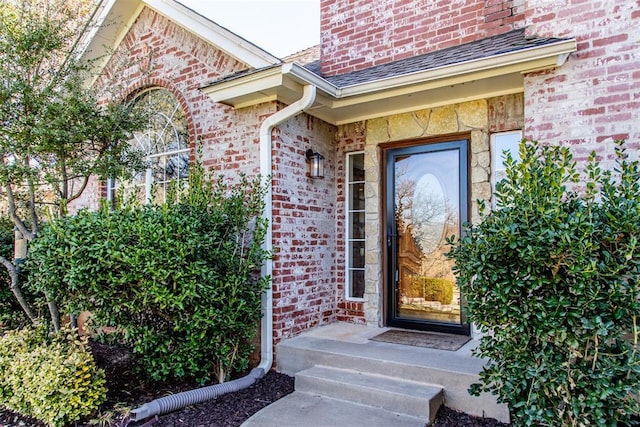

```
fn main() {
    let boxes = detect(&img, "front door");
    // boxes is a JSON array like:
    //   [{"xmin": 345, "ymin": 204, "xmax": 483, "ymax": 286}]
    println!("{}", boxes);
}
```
[{"xmin": 385, "ymin": 139, "xmax": 469, "ymax": 335}]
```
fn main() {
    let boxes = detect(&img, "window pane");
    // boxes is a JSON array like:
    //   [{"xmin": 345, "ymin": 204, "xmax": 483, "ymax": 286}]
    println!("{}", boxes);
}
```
[
  {"xmin": 491, "ymin": 131, "xmax": 522, "ymax": 205},
  {"xmin": 350, "ymin": 270, "xmax": 365, "ymax": 299},
  {"xmin": 349, "ymin": 212, "xmax": 365, "ymax": 239},
  {"xmin": 350, "ymin": 240, "xmax": 365, "ymax": 268},
  {"xmin": 349, "ymin": 182, "xmax": 365, "ymax": 210},
  {"xmin": 346, "ymin": 152, "xmax": 365, "ymax": 299},
  {"xmin": 115, "ymin": 88, "xmax": 190, "ymax": 205},
  {"xmin": 349, "ymin": 154, "xmax": 365, "ymax": 181}
]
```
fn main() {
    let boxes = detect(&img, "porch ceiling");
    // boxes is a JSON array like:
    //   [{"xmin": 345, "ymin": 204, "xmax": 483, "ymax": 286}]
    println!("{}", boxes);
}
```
[{"xmin": 202, "ymin": 34, "xmax": 577, "ymax": 126}]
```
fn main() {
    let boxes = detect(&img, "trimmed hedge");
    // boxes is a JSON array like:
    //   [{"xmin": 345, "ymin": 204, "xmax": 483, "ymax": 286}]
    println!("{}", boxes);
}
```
[
  {"xmin": 27, "ymin": 165, "xmax": 270, "ymax": 384},
  {"xmin": 447, "ymin": 140, "xmax": 640, "ymax": 426},
  {"xmin": 407, "ymin": 276, "xmax": 454, "ymax": 305}
]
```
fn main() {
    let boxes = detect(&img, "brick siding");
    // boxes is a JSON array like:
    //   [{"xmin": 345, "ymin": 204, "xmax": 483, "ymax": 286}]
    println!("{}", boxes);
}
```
[
  {"xmin": 80, "ymin": 0, "xmax": 639, "ymax": 345},
  {"xmin": 524, "ymin": 0, "xmax": 640, "ymax": 167},
  {"xmin": 320, "ymin": 0, "xmax": 526, "ymax": 76},
  {"xmin": 270, "ymin": 113, "xmax": 339, "ymax": 341},
  {"xmin": 96, "ymin": 7, "xmax": 275, "ymax": 181}
]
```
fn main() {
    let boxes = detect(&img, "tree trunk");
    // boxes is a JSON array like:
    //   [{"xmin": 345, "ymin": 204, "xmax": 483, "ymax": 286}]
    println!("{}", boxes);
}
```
[{"xmin": 0, "ymin": 256, "xmax": 37, "ymax": 323}]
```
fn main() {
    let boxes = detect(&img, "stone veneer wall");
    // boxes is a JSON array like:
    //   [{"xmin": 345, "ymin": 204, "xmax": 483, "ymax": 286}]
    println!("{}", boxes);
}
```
[{"xmin": 332, "ymin": 95, "xmax": 524, "ymax": 326}]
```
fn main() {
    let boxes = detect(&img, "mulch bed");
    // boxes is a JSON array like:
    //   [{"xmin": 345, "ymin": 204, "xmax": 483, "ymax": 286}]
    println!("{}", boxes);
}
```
[{"xmin": 0, "ymin": 341, "xmax": 508, "ymax": 426}]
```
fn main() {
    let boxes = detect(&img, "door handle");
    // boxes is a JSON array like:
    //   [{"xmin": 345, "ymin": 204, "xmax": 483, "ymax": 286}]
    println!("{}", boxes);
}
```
[{"xmin": 387, "ymin": 228, "xmax": 397, "ymax": 248}]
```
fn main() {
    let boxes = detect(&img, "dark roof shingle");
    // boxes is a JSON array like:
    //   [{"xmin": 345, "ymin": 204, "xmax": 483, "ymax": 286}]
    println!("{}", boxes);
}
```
[
  {"xmin": 319, "ymin": 28, "xmax": 569, "ymax": 87},
  {"xmin": 206, "ymin": 28, "xmax": 570, "ymax": 90}
]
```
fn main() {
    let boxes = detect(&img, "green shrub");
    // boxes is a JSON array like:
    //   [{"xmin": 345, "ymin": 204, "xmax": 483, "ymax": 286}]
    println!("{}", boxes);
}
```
[
  {"xmin": 447, "ymin": 140, "xmax": 640, "ymax": 426},
  {"xmin": 0, "ymin": 325, "xmax": 106, "ymax": 427},
  {"xmin": 27, "ymin": 163, "xmax": 270, "ymax": 384},
  {"xmin": 408, "ymin": 277, "xmax": 453, "ymax": 305}
]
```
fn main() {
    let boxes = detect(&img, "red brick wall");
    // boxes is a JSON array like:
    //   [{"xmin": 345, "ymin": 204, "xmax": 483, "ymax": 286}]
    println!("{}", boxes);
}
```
[
  {"xmin": 96, "ymin": 7, "xmax": 275, "ymax": 180},
  {"xmin": 320, "ymin": 0, "xmax": 526, "ymax": 76},
  {"xmin": 488, "ymin": 94, "xmax": 525, "ymax": 133},
  {"xmin": 524, "ymin": 0, "xmax": 640, "ymax": 166},
  {"xmin": 270, "ymin": 113, "xmax": 339, "ymax": 341}
]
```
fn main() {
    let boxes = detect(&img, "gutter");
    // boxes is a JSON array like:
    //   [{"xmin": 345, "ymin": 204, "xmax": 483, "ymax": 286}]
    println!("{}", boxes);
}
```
[
  {"xmin": 202, "ymin": 38, "xmax": 577, "ymax": 124},
  {"xmin": 129, "ymin": 84, "xmax": 317, "ymax": 422}
]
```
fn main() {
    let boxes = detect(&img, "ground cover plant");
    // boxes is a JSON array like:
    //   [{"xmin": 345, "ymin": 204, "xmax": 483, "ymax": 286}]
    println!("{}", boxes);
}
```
[
  {"xmin": 448, "ymin": 140, "xmax": 640, "ymax": 426},
  {"xmin": 0, "ymin": 325, "xmax": 106, "ymax": 427}
]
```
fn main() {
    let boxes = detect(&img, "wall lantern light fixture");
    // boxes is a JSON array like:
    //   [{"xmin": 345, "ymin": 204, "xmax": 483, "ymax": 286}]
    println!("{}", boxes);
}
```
[{"xmin": 306, "ymin": 148, "xmax": 325, "ymax": 179}]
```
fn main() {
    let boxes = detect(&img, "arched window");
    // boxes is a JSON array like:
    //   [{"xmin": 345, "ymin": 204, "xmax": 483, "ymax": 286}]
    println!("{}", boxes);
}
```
[{"xmin": 109, "ymin": 88, "xmax": 190, "ymax": 204}]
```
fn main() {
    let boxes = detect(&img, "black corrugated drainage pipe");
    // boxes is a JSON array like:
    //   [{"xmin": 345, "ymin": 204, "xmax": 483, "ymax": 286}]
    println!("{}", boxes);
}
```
[{"xmin": 128, "ymin": 84, "xmax": 317, "ymax": 422}]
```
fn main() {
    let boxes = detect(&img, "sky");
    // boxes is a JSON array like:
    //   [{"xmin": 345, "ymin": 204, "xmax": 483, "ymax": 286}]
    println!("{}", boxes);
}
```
[{"xmin": 178, "ymin": 0, "xmax": 320, "ymax": 58}]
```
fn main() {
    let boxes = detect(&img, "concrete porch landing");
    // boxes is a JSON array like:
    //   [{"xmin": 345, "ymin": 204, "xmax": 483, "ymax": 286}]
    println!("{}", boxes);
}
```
[{"xmin": 242, "ymin": 323, "xmax": 509, "ymax": 426}]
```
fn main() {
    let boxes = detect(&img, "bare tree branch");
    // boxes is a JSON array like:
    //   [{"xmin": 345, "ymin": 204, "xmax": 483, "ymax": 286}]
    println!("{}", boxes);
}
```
[{"xmin": 67, "ymin": 175, "xmax": 90, "ymax": 204}]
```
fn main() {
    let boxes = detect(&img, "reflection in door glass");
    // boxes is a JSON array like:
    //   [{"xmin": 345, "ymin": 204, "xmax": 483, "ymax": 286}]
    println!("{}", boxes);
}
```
[{"xmin": 395, "ymin": 149, "xmax": 460, "ymax": 324}]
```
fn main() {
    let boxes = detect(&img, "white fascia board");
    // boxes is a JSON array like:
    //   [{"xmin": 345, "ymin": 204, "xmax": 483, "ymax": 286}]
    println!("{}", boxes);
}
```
[
  {"xmin": 201, "ymin": 66, "xmax": 287, "ymax": 102},
  {"xmin": 283, "ymin": 63, "xmax": 339, "ymax": 96},
  {"xmin": 202, "ymin": 38, "xmax": 577, "ymax": 122},
  {"xmin": 75, "ymin": 0, "xmax": 118, "ymax": 60},
  {"xmin": 145, "ymin": 0, "xmax": 281, "ymax": 68},
  {"xmin": 77, "ymin": 0, "xmax": 145, "ymax": 87},
  {"xmin": 335, "ymin": 38, "xmax": 577, "ymax": 98}
]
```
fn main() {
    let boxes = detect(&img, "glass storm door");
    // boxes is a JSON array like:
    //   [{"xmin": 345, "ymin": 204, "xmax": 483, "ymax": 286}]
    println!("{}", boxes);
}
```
[{"xmin": 385, "ymin": 140, "xmax": 469, "ymax": 335}]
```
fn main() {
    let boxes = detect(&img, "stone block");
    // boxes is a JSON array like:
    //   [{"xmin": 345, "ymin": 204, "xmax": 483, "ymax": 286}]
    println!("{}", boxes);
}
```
[
  {"xmin": 473, "ymin": 182, "xmax": 492, "ymax": 201},
  {"xmin": 475, "ymin": 151, "xmax": 491, "ymax": 168},
  {"xmin": 388, "ymin": 113, "xmax": 424, "ymax": 140},
  {"xmin": 470, "ymin": 130, "xmax": 489, "ymax": 154},
  {"xmin": 471, "ymin": 166, "xmax": 489, "ymax": 184},
  {"xmin": 366, "ymin": 118, "xmax": 390, "ymax": 144},
  {"xmin": 426, "ymin": 105, "xmax": 458, "ymax": 134},
  {"xmin": 458, "ymin": 100, "xmax": 488, "ymax": 129}
]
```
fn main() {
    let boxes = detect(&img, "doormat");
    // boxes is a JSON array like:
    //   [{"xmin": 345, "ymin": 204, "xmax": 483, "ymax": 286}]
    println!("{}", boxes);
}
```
[{"xmin": 370, "ymin": 330, "xmax": 471, "ymax": 351}]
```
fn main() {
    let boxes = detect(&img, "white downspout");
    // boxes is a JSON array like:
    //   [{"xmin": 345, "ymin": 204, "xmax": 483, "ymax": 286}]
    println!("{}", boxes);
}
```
[
  {"xmin": 257, "ymin": 84, "xmax": 317, "ymax": 373},
  {"xmin": 129, "ymin": 85, "xmax": 316, "ymax": 421}
]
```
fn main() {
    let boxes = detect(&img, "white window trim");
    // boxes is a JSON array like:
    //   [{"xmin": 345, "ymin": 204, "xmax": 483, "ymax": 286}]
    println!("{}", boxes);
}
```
[
  {"xmin": 345, "ymin": 151, "xmax": 365, "ymax": 301},
  {"xmin": 109, "ymin": 88, "xmax": 190, "ymax": 205},
  {"xmin": 491, "ymin": 130, "xmax": 522, "ymax": 207}
]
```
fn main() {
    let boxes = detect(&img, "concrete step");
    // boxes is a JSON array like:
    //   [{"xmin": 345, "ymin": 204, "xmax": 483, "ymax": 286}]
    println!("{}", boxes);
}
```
[
  {"xmin": 295, "ymin": 365, "xmax": 443, "ymax": 422},
  {"xmin": 275, "ymin": 323, "xmax": 510, "ymax": 423},
  {"xmin": 242, "ymin": 391, "xmax": 426, "ymax": 427}
]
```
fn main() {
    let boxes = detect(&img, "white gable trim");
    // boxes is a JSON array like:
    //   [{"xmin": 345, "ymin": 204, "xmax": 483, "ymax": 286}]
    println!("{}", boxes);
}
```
[
  {"xmin": 146, "ymin": 0, "xmax": 280, "ymax": 66},
  {"xmin": 77, "ymin": 0, "xmax": 280, "ymax": 85}
]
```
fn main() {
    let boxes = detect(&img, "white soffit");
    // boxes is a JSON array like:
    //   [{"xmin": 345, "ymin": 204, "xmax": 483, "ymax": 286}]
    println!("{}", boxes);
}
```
[{"xmin": 203, "ymin": 38, "xmax": 577, "ymax": 125}]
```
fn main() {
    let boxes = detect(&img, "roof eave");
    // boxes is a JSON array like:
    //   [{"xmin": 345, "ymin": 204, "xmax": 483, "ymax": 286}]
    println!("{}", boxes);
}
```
[
  {"xmin": 202, "ymin": 38, "xmax": 577, "ymax": 125},
  {"xmin": 337, "ymin": 38, "xmax": 576, "ymax": 98},
  {"xmin": 77, "ymin": 0, "xmax": 281, "ymax": 87},
  {"xmin": 145, "ymin": 0, "xmax": 280, "ymax": 66}
]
